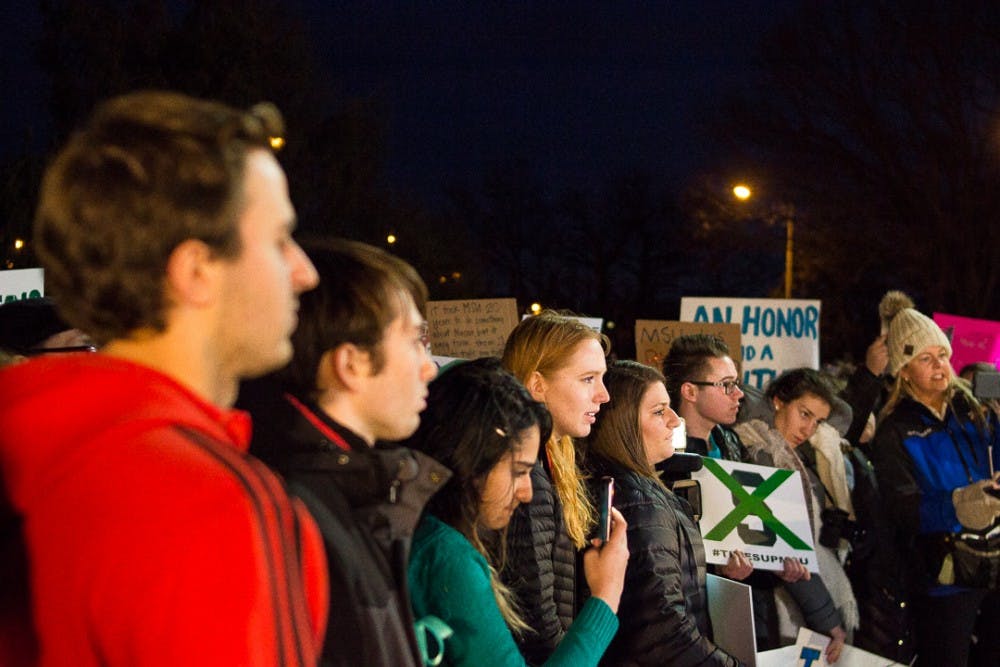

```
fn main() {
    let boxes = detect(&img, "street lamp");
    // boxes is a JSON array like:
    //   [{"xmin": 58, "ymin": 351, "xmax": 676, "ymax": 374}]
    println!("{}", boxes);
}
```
[{"xmin": 732, "ymin": 185, "xmax": 794, "ymax": 299}]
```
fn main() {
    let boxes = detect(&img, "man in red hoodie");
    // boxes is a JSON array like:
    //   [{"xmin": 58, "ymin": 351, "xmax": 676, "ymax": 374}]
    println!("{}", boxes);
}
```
[{"xmin": 0, "ymin": 91, "xmax": 326, "ymax": 666}]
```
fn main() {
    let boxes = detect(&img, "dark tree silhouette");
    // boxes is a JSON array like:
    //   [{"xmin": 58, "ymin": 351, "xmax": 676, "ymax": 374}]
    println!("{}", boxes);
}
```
[
  {"xmin": 8, "ymin": 1, "xmax": 417, "ymax": 274},
  {"xmin": 445, "ymin": 162, "xmax": 696, "ymax": 358},
  {"xmin": 705, "ymin": 0, "xmax": 1000, "ymax": 359}
]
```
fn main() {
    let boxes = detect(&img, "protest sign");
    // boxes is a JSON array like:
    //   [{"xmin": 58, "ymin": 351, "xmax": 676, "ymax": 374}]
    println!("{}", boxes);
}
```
[
  {"xmin": 680, "ymin": 297, "xmax": 820, "ymax": 388},
  {"xmin": 427, "ymin": 298, "xmax": 518, "ymax": 358},
  {"xmin": 933, "ymin": 312, "xmax": 1000, "ymax": 373},
  {"xmin": 0, "ymin": 268, "xmax": 44, "ymax": 303},
  {"xmin": 634, "ymin": 319, "xmax": 741, "ymax": 369},
  {"xmin": 693, "ymin": 457, "xmax": 819, "ymax": 573}
]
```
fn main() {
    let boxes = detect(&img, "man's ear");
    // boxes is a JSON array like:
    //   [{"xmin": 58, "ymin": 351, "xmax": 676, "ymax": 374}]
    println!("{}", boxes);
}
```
[
  {"xmin": 319, "ymin": 344, "xmax": 372, "ymax": 394},
  {"xmin": 163, "ymin": 239, "xmax": 220, "ymax": 308},
  {"xmin": 525, "ymin": 370, "xmax": 547, "ymax": 403},
  {"xmin": 680, "ymin": 381, "xmax": 699, "ymax": 404}
]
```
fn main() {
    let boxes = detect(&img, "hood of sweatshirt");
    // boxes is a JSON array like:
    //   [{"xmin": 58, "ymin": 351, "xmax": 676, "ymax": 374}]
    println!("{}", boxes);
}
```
[{"xmin": 0, "ymin": 353, "xmax": 250, "ymax": 516}]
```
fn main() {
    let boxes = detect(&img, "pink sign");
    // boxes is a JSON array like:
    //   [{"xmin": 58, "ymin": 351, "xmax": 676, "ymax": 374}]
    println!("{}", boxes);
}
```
[{"xmin": 933, "ymin": 312, "xmax": 1000, "ymax": 374}]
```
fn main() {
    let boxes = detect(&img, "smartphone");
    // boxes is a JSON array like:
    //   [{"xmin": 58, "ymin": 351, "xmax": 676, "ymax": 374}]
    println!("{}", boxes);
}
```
[{"xmin": 596, "ymin": 476, "xmax": 614, "ymax": 544}]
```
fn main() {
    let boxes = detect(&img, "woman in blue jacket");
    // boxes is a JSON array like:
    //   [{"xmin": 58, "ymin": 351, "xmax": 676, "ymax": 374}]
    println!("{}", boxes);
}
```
[{"xmin": 872, "ymin": 291, "xmax": 1000, "ymax": 666}]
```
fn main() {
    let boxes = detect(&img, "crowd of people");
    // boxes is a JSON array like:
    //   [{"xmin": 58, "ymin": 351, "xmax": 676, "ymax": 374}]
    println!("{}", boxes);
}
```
[{"xmin": 2, "ymin": 90, "xmax": 1000, "ymax": 667}]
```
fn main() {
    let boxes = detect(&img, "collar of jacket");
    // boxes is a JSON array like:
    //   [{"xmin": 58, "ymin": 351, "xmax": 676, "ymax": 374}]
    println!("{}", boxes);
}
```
[{"xmin": 274, "ymin": 394, "xmax": 451, "ymax": 517}]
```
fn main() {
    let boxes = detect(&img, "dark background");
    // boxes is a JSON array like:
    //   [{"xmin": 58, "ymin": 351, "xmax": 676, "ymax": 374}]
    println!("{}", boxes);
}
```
[{"xmin": 3, "ymin": 0, "xmax": 999, "ymax": 362}]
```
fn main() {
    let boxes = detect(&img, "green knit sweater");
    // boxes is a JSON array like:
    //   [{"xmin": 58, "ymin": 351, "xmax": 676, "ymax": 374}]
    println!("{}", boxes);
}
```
[{"xmin": 408, "ymin": 514, "xmax": 618, "ymax": 666}]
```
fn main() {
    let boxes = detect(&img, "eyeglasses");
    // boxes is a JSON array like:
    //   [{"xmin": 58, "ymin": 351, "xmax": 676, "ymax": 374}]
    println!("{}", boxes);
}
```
[{"xmin": 687, "ymin": 379, "xmax": 742, "ymax": 395}]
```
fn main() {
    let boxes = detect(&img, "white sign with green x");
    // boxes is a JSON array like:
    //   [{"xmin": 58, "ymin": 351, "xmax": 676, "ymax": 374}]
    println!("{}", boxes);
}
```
[{"xmin": 692, "ymin": 457, "xmax": 819, "ymax": 573}]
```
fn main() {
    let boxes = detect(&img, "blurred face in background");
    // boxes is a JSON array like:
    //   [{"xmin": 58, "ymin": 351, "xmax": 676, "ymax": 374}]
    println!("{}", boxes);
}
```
[
  {"xmin": 355, "ymin": 296, "xmax": 437, "ymax": 443},
  {"xmin": 773, "ymin": 392, "xmax": 831, "ymax": 448}
]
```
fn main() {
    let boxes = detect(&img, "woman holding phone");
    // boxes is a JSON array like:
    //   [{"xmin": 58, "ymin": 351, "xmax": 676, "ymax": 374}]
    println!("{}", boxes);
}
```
[
  {"xmin": 584, "ymin": 360, "xmax": 742, "ymax": 666},
  {"xmin": 405, "ymin": 358, "xmax": 629, "ymax": 666}
]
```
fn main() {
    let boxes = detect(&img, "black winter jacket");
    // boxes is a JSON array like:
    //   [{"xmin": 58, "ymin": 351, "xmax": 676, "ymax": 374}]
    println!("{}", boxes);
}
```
[
  {"xmin": 499, "ymin": 454, "xmax": 576, "ymax": 664},
  {"xmin": 243, "ymin": 390, "xmax": 450, "ymax": 667},
  {"xmin": 586, "ymin": 457, "xmax": 740, "ymax": 667},
  {"xmin": 685, "ymin": 426, "xmax": 749, "ymax": 462}
]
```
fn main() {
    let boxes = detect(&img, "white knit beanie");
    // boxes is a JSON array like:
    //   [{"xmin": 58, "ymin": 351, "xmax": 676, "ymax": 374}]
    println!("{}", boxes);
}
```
[{"xmin": 879, "ymin": 290, "xmax": 952, "ymax": 376}]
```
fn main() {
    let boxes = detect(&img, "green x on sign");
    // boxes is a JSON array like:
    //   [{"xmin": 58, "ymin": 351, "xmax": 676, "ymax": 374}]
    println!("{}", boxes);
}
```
[{"xmin": 701, "ymin": 458, "xmax": 811, "ymax": 550}]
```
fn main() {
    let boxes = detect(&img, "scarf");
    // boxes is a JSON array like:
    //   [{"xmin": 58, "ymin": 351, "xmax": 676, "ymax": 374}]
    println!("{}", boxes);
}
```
[{"xmin": 735, "ymin": 419, "xmax": 860, "ymax": 636}]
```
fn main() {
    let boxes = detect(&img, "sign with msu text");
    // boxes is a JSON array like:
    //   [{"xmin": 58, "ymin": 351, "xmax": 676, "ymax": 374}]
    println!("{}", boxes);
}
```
[
  {"xmin": 633, "ymin": 319, "xmax": 742, "ymax": 370},
  {"xmin": 680, "ymin": 297, "xmax": 820, "ymax": 389},
  {"xmin": 693, "ymin": 457, "xmax": 819, "ymax": 574}
]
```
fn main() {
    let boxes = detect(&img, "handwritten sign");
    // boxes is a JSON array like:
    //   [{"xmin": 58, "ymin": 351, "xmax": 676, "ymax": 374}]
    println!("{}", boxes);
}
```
[
  {"xmin": 634, "ymin": 319, "xmax": 741, "ymax": 370},
  {"xmin": 933, "ymin": 312, "xmax": 1000, "ymax": 374},
  {"xmin": 680, "ymin": 297, "xmax": 821, "ymax": 389},
  {"xmin": 427, "ymin": 298, "xmax": 519, "ymax": 359},
  {"xmin": 0, "ymin": 268, "xmax": 44, "ymax": 303}
]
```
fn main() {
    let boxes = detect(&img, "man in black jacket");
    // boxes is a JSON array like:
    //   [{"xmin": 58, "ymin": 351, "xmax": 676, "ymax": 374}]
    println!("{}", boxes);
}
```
[
  {"xmin": 662, "ymin": 334, "xmax": 749, "ymax": 461},
  {"xmin": 239, "ymin": 238, "xmax": 449, "ymax": 667},
  {"xmin": 662, "ymin": 334, "xmax": 817, "ymax": 651}
]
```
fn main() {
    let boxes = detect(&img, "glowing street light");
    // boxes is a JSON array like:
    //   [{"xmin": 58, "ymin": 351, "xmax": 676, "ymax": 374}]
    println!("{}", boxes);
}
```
[
  {"xmin": 386, "ymin": 234, "xmax": 397, "ymax": 245},
  {"xmin": 732, "ymin": 184, "xmax": 752, "ymax": 201},
  {"xmin": 530, "ymin": 302, "xmax": 542, "ymax": 315},
  {"xmin": 14, "ymin": 238, "xmax": 24, "ymax": 250},
  {"xmin": 733, "ymin": 184, "xmax": 794, "ymax": 299}
]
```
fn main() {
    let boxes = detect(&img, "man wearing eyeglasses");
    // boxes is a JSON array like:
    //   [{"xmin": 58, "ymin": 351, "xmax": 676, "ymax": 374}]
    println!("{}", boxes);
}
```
[
  {"xmin": 237, "ymin": 238, "xmax": 447, "ymax": 667},
  {"xmin": 662, "ymin": 333, "xmax": 815, "ymax": 648},
  {"xmin": 662, "ymin": 334, "xmax": 749, "ymax": 460}
]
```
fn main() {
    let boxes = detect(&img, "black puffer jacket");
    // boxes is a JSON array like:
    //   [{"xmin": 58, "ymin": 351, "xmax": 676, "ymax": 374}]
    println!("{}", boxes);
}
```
[
  {"xmin": 242, "ymin": 389, "xmax": 450, "ymax": 667},
  {"xmin": 586, "ymin": 457, "xmax": 740, "ymax": 667},
  {"xmin": 499, "ymin": 454, "xmax": 576, "ymax": 664}
]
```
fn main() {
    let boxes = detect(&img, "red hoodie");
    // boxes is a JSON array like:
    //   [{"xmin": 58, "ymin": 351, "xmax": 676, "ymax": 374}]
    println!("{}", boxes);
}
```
[{"xmin": 0, "ymin": 354, "xmax": 327, "ymax": 666}]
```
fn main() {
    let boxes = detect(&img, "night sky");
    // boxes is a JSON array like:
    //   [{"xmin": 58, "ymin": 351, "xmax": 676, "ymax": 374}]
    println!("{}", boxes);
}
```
[
  {"xmin": 3, "ymin": 1, "xmax": 798, "ymax": 203},
  {"xmin": 292, "ymin": 1, "xmax": 797, "ymax": 200}
]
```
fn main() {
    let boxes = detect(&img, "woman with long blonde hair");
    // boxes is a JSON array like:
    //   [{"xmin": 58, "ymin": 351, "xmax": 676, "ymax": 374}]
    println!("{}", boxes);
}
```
[
  {"xmin": 872, "ymin": 291, "xmax": 1000, "ymax": 666},
  {"xmin": 498, "ymin": 311, "xmax": 611, "ymax": 663}
]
